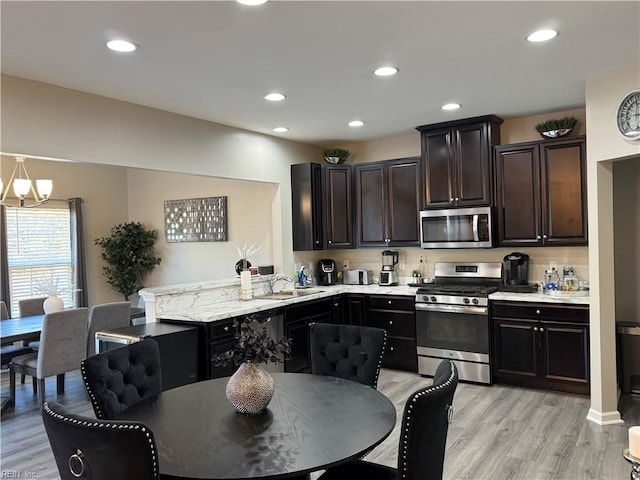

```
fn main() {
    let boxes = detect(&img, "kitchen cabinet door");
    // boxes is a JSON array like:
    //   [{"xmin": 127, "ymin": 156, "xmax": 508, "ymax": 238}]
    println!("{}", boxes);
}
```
[
  {"xmin": 540, "ymin": 137, "xmax": 588, "ymax": 246},
  {"xmin": 324, "ymin": 165, "xmax": 355, "ymax": 249},
  {"xmin": 291, "ymin": 163, "xmax": 324, "ymax": 251},
  {"xmin": 540, "ymin": 321, "xmax": 589, "ymax": 388},
  {"xmin": 355, "ymin": 158, "xmax": 420, "ymax": 247},
  {"xmin": 492, "ymin": 318, "xmax": 539, "ymax": 378},
  {"xmin": 418, "ymin": 115, "xmax": 502, "ymax": 209}
]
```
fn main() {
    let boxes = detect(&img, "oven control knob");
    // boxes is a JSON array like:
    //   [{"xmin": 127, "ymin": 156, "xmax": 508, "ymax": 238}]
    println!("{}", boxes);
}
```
[
  {"xmin": 430, "ymin": 296, "xmax": 437, "ymax": 302},
  {"xmin": 472, "ymin": 298, "xmax": 479, "ymax": 305},
  {"xmin": 463, "ymin": 298, "xmax": 470, "ymax": 304}
]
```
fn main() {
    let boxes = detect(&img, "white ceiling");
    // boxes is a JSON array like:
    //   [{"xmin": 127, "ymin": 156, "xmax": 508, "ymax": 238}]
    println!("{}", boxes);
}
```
[{"xmin": 1, "ymin": 1, "xmax": 638, "ymax": 146}]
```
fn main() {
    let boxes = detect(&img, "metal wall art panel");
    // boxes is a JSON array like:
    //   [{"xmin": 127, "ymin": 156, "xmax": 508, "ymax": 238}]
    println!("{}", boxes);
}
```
[{"xmin": 164, "ymin": 196, "xmax": 228, "ymax": 243}]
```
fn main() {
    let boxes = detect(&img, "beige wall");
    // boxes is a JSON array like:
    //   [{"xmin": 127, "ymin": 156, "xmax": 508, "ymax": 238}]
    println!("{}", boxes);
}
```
[
  {"xmin": 127, "ymin": 168, "xmax": 278, "ymax": 287},
  {"xmin": 585, "ymin": 61, "xmax": 640, "ymax": 425}
]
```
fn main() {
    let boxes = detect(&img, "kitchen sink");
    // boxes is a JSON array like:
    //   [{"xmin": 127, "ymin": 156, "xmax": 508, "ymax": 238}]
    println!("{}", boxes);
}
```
[{"xmin": 254, "ymin": 289, "xmax": 324, "ymax": 300}]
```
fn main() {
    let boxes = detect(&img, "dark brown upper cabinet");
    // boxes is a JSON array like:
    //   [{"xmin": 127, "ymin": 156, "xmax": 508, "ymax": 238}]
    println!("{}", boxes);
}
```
[
  {"xmin": 494, "ymin": 136, "xmax": 588, "ymax": 247},
  {"xmin": 355, "ymin": 157, "xmax": 421, "ymax": 247},
  {"xmin": 416, "ymin": 115, "xmax": 502, "ymax": 209},
  {"xmin": 323, "ymin": 164, "xmax": 355, "ymax": 249},
  {"xmin": 291, "ymin": 163, "xmax": 355, "ymax": 251},
  {"xmin": 291, "ymin": 163, "xmax": 324, "ymax": 251}
]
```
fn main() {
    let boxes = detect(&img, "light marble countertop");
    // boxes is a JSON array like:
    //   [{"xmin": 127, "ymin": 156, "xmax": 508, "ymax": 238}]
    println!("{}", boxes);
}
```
[{"xmin": 156, "ymin": 282, "xmax": 589, "ymax": 324}]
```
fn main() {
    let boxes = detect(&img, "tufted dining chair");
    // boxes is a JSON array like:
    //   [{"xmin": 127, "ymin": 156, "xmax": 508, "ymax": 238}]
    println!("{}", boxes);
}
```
[
  {"xmin": 81, "ymin": 338, "xmax": 162, "ymax": 420},
  {"xmin": 318, "ymin": 359, "xmax": 459, "ymax": 480},
  {"xmin": 42, "ymin": 401, "xmax": 162, "ymax": 480},
  {"xmin": 309, "ymin": 323, "xmax": 387, "ymax": 389},
  {"xmin": 86, "ymin": 301, "xmax": 132, "ymax": 357},
  {"xmin": 9, "ymin": 308, "xmax": 89, "ymax": 407}
]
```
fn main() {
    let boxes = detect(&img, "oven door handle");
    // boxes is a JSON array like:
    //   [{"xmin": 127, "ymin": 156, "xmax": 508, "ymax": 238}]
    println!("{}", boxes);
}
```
[{"xmin": 415, "ymin": 303, "xmax": 487, "ymax": 315}]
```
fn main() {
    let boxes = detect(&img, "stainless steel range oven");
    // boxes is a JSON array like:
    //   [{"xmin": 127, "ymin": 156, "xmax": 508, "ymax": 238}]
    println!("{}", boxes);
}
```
[{"xmin": 415, "ymin": 262, "xmax": 502, "ymax": 384}]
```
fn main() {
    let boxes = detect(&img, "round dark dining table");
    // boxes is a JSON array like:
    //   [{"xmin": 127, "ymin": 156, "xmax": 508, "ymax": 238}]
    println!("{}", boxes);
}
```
[{"xmin": 120, "ymin": 372, "xmax": 396, "ymax": 479}]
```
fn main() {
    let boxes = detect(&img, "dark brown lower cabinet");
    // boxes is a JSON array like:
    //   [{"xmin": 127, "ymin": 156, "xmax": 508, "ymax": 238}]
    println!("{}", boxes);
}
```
[
  {"xmin": 284, "ymin": 299, "xmax": 333, "ymax": 373},
  {"xmin": 492, "ymin": 301, "xmax": 589, "ymax": 395},
  {"xmin": 365, "ymin": 295, "xmax": 417, "ymax": 372},
  {"xmin": 333, "ymin": 294, "xmax": 366, "ymax": 326}
]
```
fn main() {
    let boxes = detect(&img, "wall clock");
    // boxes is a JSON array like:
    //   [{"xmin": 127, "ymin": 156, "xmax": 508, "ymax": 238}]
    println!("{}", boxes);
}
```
[{"xmin": 616, "ymin": 89, "xmax": 640, "ymax": 140}]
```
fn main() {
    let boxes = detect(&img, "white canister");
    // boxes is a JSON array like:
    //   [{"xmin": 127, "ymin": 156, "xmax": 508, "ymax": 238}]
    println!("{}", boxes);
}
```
[{"xmin": 43, "ymin": 295, "xmax": 64, "ymax": 313}]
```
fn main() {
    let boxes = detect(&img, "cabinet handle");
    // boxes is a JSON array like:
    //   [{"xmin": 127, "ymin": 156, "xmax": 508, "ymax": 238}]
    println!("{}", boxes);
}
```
[
  {"xmin": 388, "ymin": 300, "xmax": 392, "ymax": 305},
  {"xmin": 540, "ymin": 327, "xmax": 544, "ymax": 332},
  {"xmin": 455, "ymin": 197, "xmax": 459, "ymax": 202},
  {"xmin": 223, "ymin": 326, "xmax": 229, "ymax": 332},
  {"xmin": 308, "ymin": 322, "xmax": 316, "ymax": 327},
  {"xmin": 334, "ymin": 302, "xmax": 339, "ymax": 307},
  {"xmin": 389, "ymin": 346, "xmax": 394, "ymax": 352},
  {"xmin": 543, "ymin": 235, "xmax": 548, "ymax": 239},
  {"xmin": 534, "ymin": 327, "xmax": 538, "ymax": 332},
  {"xmin": 537, "ymin": 235, "xmax": 542, "ymax": 240},
  {"xmin": 328, "ymin": 240, "xmax": 332, "ymax": 244},
  {"xmin": 450, "ymin": 198, "xmax": 454, "ymax": 203},
  {"xmin": 536, "ymin": 309, "xmax": 541, "ymax": 315},
  {"xmin": 389, "ymin": 320, "xmax": 393, "ymax": 325}
]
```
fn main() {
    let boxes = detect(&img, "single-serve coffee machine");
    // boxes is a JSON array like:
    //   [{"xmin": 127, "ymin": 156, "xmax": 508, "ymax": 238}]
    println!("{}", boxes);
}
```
[
  {"xmin": 503, "ymin": 252, "xmax": 529, "ymax": 285},
  {"xmin": 379, "ymin": 250, "xmax": 399, "ymax": 286}
]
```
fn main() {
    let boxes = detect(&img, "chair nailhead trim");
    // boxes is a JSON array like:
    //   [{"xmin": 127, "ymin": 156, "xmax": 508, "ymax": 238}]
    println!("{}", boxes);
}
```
[
  {"xmin": 43, "ymin": 402, "xmax": 160, "ymax": 479},
  {"xmin": 398, "ymin": 360, "xmax": 456, "ymax": 478},
  {"xmin": 373, "ymin": 331, "xmax": 387, "ymax": 390}
]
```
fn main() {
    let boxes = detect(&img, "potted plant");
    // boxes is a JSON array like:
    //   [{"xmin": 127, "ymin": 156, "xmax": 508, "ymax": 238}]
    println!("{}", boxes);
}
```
[
  {"xmin": 214, "ymin": 311, "xmax": 292, "ymax": 414},
  {"xmin": 94, "ymin": 222, "xmax": 162, "ymax": 301},
  {"xmin": 534, "ymin": 116, "xmax": 578, "ymax": 139},
  {"xmin": 322, "ymin": 148, "xmax": 351, "ymax": 164}
]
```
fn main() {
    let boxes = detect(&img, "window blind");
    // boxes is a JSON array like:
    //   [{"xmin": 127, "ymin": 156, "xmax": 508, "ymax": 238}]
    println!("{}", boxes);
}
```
[{"xmin": 5, "ymin": 201, "xmax": 74, "ymax": 317}]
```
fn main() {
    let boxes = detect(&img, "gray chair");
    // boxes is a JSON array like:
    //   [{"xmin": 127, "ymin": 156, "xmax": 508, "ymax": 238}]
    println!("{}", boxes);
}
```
[
  {"xmin": 18, "ymin": 296, "xmax": 47, "ymax": 317},
  {"xmin": 18, "ymin": 296, "xmax": 47, "ymax": 351},
  {"xmin": 9, "ymin": 308, "xmax": 88, "ymax": 407},
  {"xmin": 42, "ymin": 401, "xmax": 162, "ymax": 479},
  {"xmin": 86, "ymin": 302, "xmax": 132, "ymax": 357},
  {"xmin": 1, "ymin": 300, "xmax": 35, "ymax": 370},
  {"xmin": 309, "ymin": 323, "xmax": 387, "ymax": 389}
]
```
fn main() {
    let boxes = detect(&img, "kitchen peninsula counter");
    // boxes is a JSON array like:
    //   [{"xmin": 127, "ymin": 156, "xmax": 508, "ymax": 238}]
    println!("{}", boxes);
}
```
[{"xmin": 140, "ymin": 279, "xmax": 418, "ymax": 324}]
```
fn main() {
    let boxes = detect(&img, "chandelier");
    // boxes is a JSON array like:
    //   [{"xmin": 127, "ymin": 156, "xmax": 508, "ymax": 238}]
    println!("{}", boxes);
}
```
[{"xmin": 0, "ymin": 156, "xmax": 53, "ymax": 208}]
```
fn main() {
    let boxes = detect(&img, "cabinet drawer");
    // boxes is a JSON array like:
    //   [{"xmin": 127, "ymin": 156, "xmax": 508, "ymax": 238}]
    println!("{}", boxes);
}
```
[
  {"xmin": 491, "ymin": 301, "xmax": 588, "ymax": 323},
  {"xmin": 367, "ymin": 310, "xmax": 415, "ymax": 338},
  {"xmin": 209, "ymin": 319, "xmax": 235, "ymax": 339},
  {"xmin": 368, "ymin": 295, "xmax": 414, "ymax": 311},
  {"xmin": 383, "ymin": 336, "xmax": 417, "ymax": 371},
  {"xmin": 285, "ymin": 299, "xmax": 332, "ymax": 322}
]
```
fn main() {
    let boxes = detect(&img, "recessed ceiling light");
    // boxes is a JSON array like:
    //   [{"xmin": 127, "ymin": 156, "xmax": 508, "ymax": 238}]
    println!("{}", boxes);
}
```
[
  {"xmin": 348, "ymin": 120, "xmax": 365, "ymax": 127},
  {"xmin": 237, "ymin": 0, "xmax": 268, "ymax": 5},
  {"xmin": 106, "ymin": 39, "xmax": 138, "ymax": 53},
  {"xmin": 526, "ymin": 29, "xmax": 558, "ymax": 43},
  {"xmin": 273, "ymin": 127, "xmax": 289, "ymax": 133},
  {"xmin": 441, "ymin": 103, "xmax": 461, "ymax": 111},
  {"xmin": 373, "ymin": 66, "xmax": 398, "ymax": 77},
  {"xmin": 264, "ymin": 93, "xmax": 286, "ymax": 102}
]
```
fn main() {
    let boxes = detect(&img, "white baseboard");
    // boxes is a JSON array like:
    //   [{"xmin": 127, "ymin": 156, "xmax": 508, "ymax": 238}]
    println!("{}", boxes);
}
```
[{"xmin": 586, "ymin": 408, "xmax": 624, "ymax": 425}]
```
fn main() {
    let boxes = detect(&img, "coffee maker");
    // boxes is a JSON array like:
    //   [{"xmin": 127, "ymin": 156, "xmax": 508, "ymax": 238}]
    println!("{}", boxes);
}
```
[
  {"xmin": 379, "ymin": 250, "xmax": 399, "ymax": 286},
  {"xmin": 503, "ymin": 252, "xmax": 529, "ymax": 285},
  {"xmin": 316, "ymin": 259, "xmax": 337, "ymax": 286}
]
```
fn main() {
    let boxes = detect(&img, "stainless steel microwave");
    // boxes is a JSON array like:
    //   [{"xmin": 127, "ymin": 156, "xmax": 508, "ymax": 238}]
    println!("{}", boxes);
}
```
[{"xmin": 419, "ymin": 206, "xmax": 494, "ymax": 249}]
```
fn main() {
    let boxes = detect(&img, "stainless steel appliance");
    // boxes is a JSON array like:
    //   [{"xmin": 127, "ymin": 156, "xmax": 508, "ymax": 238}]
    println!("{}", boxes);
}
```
[
  {"xmin": 343, "ymin": 269, "xmax": 374, "ymax": 285},
  {"xmin": 316, "ymin": 259, "xmax": 337, "ymax": 286},
  {"xmin": 503, "ymin": 252, "xmax": 529, "ymax": 285},
  {"xmin": 415, "ymin": 261, "xmax": 502, "ymax": 384},
  {"xmin": 379, "ymin": 250, "xmax": 399, "ymax": 286},
  {"xmin": 419, "ymin": 206, "xmax": 494, "ymax": 249}
]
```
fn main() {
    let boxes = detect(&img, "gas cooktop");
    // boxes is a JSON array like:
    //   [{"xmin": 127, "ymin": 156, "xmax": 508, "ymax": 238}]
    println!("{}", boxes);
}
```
[{"xmin": 416, "ymin": 284, "xmax": 499, "ymax": 296}]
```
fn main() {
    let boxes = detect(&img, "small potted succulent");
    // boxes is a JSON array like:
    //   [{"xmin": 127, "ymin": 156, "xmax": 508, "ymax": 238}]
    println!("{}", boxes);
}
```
[
  {"xmin": 534, "ymin": 116, "xmax": 578, "ymax": 139},
  {"xmin": 322, "ymin": 148, "xmax": 351, "ymax": 164},
  {"xmin": 214, "ymin": 311, "xmax": 292, "ymax": 414}
]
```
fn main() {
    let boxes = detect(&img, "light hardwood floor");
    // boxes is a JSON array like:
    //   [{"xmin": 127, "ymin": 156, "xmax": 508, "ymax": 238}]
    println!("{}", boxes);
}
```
[{"xmin": 1, "ymin": 368, "xmax": 638, "ymax": 479}]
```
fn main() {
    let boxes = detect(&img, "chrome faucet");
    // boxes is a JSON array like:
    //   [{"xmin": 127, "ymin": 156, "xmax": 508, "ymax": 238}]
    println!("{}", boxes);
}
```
[{"xmin": 269, "ymin": 274, "xmax": 293, "ymax": 294}]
